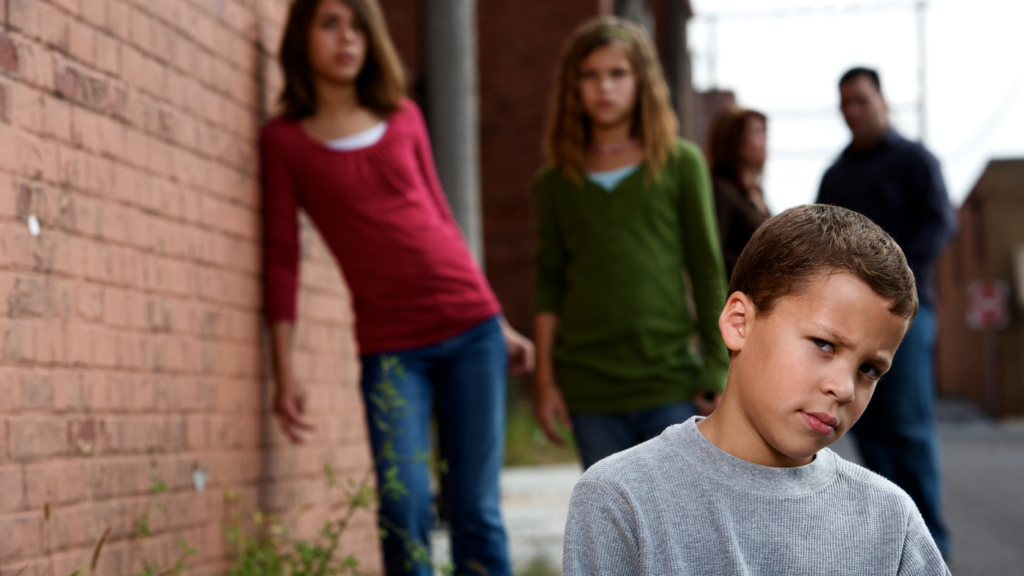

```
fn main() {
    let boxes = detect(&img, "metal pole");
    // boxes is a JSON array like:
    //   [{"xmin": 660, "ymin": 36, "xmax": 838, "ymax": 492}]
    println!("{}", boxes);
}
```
[
  {"xmin": 916, "ymin": 0, "xmax": 927, "ymax": 143},
  {"xmin": 424, "ymin": 0, "xmax": 483, "ymax": 262}
]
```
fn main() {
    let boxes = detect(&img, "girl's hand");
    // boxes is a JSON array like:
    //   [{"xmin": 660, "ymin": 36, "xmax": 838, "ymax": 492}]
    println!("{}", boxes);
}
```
[
  {"xmin": 500, "ymin": 317, "xmax": 536, "ymax": 376},
  {"xmin": 274, "ymin": 380, "xmax": 316, "ymax": 444},
  {"xmin": 534, "ymin": 379, "xmax": 573, "ymax": 446}
]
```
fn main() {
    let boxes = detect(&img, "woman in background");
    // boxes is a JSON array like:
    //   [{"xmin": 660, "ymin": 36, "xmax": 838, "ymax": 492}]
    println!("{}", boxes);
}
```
[{"xmin": 707, "ymin": 105, "xmax": 770, "ymax": 279}]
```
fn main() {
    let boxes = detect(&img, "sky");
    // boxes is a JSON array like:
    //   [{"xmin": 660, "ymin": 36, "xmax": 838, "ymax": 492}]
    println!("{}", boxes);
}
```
[{"xmin": 687, "ymin": 0, "xmax": 1024, "ymax": 212}]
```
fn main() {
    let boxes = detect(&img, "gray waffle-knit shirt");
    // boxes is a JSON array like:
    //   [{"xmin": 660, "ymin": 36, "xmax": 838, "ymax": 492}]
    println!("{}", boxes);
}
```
[{"xmin": 564, "ymin": 417, "xmax": 950, "ymax": 575}]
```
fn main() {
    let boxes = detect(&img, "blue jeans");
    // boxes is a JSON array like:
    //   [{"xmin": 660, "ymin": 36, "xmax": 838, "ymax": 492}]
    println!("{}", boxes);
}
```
[
  {"xmin": 851, "ymin": 304, "xmax": 950, "ymax": 555},
  {"xmin": 571, "ymin": 401, "xmax": 699, "ymax": 470},
  {"xmin": 360, "ymin": 316, "xmax": 510, "ymax": 576}
]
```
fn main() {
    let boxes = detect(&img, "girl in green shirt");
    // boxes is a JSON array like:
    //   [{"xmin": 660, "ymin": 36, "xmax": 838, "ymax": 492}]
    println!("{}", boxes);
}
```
[{"xmin": 532, "ymin": 16, "xmax": 730, "ymax": 469}]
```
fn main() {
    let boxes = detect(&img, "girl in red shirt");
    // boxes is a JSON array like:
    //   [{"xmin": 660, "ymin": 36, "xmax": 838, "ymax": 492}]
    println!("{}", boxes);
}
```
[{"xmin": 261, "ymin": 1, "xmax": 533, "ymax": 574}]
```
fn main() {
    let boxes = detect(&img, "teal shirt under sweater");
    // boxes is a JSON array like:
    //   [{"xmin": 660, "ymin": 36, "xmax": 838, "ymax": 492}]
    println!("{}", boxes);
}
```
[{"xmin": 531, "ymin": 140, "xmax": 729, "ymax": 414}]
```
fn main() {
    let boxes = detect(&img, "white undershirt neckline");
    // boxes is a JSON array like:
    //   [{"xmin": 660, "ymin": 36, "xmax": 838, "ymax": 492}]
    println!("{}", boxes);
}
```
[{"xmin": 325, "ymin": 121, "xmax": 389, "ymax": 151}]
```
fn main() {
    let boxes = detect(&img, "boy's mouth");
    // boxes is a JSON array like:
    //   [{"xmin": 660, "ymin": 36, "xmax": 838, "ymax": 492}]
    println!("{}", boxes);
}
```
[{"xmin": 800, "ymin": 411, "xmax": 838, "ymax": 435}]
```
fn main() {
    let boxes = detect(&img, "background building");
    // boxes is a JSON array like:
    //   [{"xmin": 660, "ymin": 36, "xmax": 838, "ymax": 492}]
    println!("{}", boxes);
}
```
[{"xmin": 935, "ymin": 159, "xmax": 1024, "ymax": 417}]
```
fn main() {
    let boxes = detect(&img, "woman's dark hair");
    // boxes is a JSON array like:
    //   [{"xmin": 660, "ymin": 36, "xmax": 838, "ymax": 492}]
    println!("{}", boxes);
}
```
[
  {"xmin": 277, "ymin": 0, "xmax": 405, "ymax": 120},
  {"xmin": 706, "ymin": 105, "xmax": 766, "ymax": 183}
]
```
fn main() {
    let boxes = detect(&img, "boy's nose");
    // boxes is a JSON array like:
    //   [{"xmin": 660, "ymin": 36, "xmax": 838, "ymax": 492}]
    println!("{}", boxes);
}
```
[{"xmin": 824, "ymin": 373, "xmax": 856, "ymax": 403}]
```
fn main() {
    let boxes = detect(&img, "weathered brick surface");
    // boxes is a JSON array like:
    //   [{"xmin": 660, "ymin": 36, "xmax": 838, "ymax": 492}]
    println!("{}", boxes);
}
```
[
  {"xmin": 0, "ymin": 34, "xmax": 19, "ymax": 75},
  {"xmin": 0, "ymin": 1, "xmax": 379, "ymax": 573}
]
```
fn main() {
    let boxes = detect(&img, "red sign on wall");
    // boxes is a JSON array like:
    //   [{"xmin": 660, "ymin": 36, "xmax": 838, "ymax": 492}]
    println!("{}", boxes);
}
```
[{"xmin": 966, "ymin": 279, "xmax": 1011, "ymax": 331}]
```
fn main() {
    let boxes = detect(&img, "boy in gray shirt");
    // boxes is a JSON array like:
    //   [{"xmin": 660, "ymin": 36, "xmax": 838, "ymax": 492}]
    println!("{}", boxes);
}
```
[{"xmin": 564, "ymin": 205, "xmax": 950, "ymax": 575}]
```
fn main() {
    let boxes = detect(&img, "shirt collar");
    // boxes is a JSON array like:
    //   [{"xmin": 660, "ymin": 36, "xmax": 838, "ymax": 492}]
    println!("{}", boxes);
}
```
[{"xmin": 678, "ymin": 417, "xmax": 838, "ymax": 495}]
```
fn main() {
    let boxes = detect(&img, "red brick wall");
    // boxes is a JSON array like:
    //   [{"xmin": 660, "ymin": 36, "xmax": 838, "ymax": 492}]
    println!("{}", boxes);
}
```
[{"xmin": 0, "ymin": 1, "xmax": 379, "ymax": 574}]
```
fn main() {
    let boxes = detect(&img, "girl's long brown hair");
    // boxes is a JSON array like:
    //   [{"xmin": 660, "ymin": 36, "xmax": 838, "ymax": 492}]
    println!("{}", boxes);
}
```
[
  {"xmin": 543, "ymin": 16, "xmax": 679, "ymax": 184},
  {"xmin": 277, "ymin": 0, "xmax": 406, "ymax": 120}
]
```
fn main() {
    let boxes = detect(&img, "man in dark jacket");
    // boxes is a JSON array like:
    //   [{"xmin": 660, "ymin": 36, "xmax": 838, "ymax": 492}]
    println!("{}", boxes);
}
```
[{"xmin": 818, "ymin": 67, "xmax": 956, "ymax": 556}]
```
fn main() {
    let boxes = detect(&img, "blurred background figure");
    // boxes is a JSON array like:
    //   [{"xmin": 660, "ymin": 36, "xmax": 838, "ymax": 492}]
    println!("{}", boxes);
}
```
[
  {"xmin": 707, "ymin": 105, "xmax": 770, "ymax": 279},
  {"xmin": 531, "ymin": 16, "xmax": 729, "ymax": 471},
  {"xmin": 817, "ymin": 67, "xmax": 956, "ymax": 556}
]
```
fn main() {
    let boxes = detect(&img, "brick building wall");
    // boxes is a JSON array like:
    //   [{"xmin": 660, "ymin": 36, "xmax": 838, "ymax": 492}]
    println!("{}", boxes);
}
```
[{"xmin": 0, "ymin": 1, "xmax": 379, "ymax": 574}]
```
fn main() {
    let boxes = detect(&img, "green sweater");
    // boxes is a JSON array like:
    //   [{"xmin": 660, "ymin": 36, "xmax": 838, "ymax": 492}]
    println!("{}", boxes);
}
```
[{"xmin": 532, "ymin": 140, "xmax": 730, "ymax": 414}]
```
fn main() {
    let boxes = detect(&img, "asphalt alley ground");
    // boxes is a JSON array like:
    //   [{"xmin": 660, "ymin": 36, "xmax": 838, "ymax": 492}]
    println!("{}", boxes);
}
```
[{"xmin": 433, "ymin": 399, "xmax": 1024, "ymax": 575}]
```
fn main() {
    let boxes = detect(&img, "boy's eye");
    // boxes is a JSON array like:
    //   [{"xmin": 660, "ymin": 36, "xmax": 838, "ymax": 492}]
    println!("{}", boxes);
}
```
[
  {"xmin": 812, "ymin": 338, "xmax": 834, "ymax": 353},
  {"xmin": 859, "ymin": 364, "xmax": 881, "ymax": 379}
]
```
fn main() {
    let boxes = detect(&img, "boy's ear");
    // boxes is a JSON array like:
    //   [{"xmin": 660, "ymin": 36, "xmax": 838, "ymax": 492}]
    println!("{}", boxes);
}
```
[{"xmin": 719, "ymin": 291, "xmax": 753, "ymax": 352}]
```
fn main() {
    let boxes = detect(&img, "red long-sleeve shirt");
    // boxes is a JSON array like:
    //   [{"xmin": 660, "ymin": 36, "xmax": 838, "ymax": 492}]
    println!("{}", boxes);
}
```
[{"xmin": 260, "ymin": 99, "xmax": 500, "ymax": 354}]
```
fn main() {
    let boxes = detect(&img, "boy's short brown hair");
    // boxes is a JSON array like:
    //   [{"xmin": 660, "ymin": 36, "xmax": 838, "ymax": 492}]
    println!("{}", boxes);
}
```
[{"xmin": 730, "ymin": 204, "xmax": 918, "ymax": 319}]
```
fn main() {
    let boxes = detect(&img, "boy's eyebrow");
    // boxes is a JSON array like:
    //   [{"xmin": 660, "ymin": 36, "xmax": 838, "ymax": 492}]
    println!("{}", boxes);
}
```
[
  {"xmin": 812, "ymin": 322, "xmax": 894, "ymax": 368},
  {"xmin": 811, "ymin": 323, "xmax": 855, "ymax": 349}
]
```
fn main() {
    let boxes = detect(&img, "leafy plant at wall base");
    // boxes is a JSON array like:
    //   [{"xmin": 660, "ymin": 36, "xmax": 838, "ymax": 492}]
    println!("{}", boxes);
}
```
[
  {"xmin": 134, "ymin": 476, "xmax": 196, "ymax": 576},
  {"xmin": 224, "ymin": 356, "xmax": 453, "ymax": 576}
]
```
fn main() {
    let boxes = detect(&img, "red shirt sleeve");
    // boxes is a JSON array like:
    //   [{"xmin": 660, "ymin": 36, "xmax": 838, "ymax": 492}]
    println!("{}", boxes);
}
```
[
  {"xmin": 260, "ymin": 122, "xmax": 301, "ymax": 323},
  {"xmin": 406, "ymin": 100, "xmax": 459, "ymax": 227}
]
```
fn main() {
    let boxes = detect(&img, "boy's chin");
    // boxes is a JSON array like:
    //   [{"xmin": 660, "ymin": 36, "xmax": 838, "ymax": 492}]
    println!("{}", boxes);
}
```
[{"xmin": 772, "ymin": 431, "xmax": 846, "ymax": 463}]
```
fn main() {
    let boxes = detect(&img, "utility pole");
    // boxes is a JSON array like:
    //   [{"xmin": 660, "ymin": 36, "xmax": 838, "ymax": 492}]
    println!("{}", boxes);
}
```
[
  {"xmin": 424, "ymin": 0, "xmax": 483, "ymax": 262},
  {"xmin": 916, "ymin": 0, "xmax": 927, "ymax": 144}
]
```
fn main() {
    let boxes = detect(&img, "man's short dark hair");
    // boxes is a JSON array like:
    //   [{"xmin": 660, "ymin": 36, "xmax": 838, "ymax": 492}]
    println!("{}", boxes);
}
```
[
  {"xmin": 729, "ymin": 204, "xmax": 918, "ymax": 319},
  {"xmin": 839, "ymin": 67, "xmax": 881, "ymax": 92}
]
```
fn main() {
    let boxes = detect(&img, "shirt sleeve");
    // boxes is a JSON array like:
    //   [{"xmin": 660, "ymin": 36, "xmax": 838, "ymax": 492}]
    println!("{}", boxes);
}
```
[
  {"xmin": 260, "ymin": 123, "xmax": 301, "ymax": 323},
  {"xmin": 532, "ymin": 170, "xmax": 568, "ymax": 314},
  {"xmin": 406, "ymin": 100, "xmax": 459, "ymax": 227},
  {"xmin": 675, "ymin": 143, "xmax": 730, "ymax": 393},
  {"xmin": 901, "ymin": 149, "xmax": 957, "ymax": 269},
  {"xmin": 563, "ymin": 479, "xmax": 643, "ymax": 576},
  {"xmin": 897, "ymin": 508, "xmax": 952, "ymax": 576}
]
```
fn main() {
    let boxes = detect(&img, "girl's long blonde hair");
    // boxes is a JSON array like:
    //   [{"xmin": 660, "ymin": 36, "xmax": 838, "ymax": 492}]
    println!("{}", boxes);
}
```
[{"xmin": 543, "ymin": 16, "xmax": 679, "ymax": 184}]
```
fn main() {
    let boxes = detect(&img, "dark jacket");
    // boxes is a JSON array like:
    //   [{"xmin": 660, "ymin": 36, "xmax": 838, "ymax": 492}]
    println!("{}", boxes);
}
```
[
  {"xmin": 713, "ymin": 177, "xmax": 770, "ymax": 279},
  {"xmin": 817, "ymin": 129, "xmax": 956, "ymax": 308}
]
